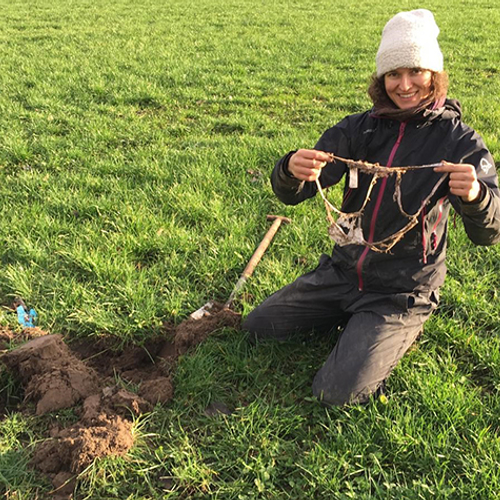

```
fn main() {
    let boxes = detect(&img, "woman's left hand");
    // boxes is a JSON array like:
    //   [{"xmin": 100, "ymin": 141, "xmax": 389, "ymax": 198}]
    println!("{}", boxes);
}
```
[{"xmin": 434, "ymin": 161, "xmax": 482, "ymax": 203}]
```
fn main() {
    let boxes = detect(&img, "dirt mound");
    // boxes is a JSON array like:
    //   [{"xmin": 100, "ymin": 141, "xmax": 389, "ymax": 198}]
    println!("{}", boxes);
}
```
[
  {"xmin": 32, "ymin": 404, "xmax": 134, "ymax": 476},
  {"xmin": 30, "ymin": 389, "xmax": 143, "ymax": 499},
  {"xmin": 3, "ymin": 335, "xmax": 99, "ymax": 415},
  {"xmin": 0, "ymin": 326, "xmax": 47, "ymax": 350},
  {"xmin": 139, "ymin": 376, "xmax": 174, "ymax": 404},
  {"xmin": 1, "ymin": 306, "xmax": 241, "ymax": 498},
  {"xmin": 31, "ymin": 388, "xmax": 147, "ymax": 475},
  {"xmin": 0, "ymin": 328, "xmax": 73, "ymax": 419},
  {"xmin": 174, "ymin": 304, "xmax": 242, "ymax": 354}
]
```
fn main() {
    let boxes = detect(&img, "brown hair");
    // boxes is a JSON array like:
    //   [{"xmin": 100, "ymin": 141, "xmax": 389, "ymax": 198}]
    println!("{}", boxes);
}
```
[{"xmin": 368, "ymin": 70, "xmax": 449, "ymax": 110}]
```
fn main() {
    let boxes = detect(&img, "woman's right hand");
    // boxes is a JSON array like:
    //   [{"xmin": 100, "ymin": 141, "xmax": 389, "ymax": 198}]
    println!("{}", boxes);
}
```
[{"xmin": 287, "ymin": 149, "xmax": 333, "ymax": 182}]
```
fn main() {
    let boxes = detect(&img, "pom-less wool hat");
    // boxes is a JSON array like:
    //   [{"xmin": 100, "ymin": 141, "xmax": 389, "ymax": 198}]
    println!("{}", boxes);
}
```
[{"xmin": 376, "ymin": 9, "xmax": 443, "ymax": 77}]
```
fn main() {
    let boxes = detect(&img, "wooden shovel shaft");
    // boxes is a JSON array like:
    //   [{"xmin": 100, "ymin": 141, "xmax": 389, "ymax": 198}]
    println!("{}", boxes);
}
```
[
  {"xmin": 224, "ymin": 216, "xmax": 290, "ymax": 309},
  {"xmin": 190, "ymin": 215, "xmax": 290, "ymax": 319}
]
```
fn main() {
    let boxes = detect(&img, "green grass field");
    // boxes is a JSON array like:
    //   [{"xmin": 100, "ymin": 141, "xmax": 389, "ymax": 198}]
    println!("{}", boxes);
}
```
[{"xmin": 1, "ymin": 0, "xmax": 500, "ymax": 498}]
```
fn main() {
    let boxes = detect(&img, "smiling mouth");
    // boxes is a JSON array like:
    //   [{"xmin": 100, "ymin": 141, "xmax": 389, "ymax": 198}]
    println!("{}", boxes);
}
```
[{"xmin": 398, "ymin": 91, "xmax": 418, "ymax": 99}]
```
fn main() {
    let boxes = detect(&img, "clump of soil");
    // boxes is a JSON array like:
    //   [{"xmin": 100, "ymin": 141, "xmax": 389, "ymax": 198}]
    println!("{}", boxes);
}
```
[
  {"xmin": 0, "ymin": 326, "xmax": 47, "ymax": 350},
  {"xmin": 30, "ymin": 388, "xmax": 146, "ymax": 500},
  {"xmin": 139, "ymin": 376, "xmax": 174, "ymax": 404},
  {"xmin": 32, "ymin": 397, "xmax": 135, "ymax": 474},
  {"xmin": 174, "ymin": 303, "xmax": 242, "ymax": 355},
  {"xmin": 0, "ymin": 305, "xmax": 241, "ymax": 498},
  {"xmin": 0, "ymin": 327, "xmax": 66, "ymax": 418},
  {"xmin": 2, "ymin": 335, "xmax": 99, "ymax": 415}
]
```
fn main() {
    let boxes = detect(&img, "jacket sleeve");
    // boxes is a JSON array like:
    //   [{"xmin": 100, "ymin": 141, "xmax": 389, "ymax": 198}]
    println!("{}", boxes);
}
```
[
  {"xmin": 270, "ymin": 117, "xmax": 353, "ymax": 206},
  {"xmin": 450, "ymin": 127, "xmax": 500, "ymax": 245}
]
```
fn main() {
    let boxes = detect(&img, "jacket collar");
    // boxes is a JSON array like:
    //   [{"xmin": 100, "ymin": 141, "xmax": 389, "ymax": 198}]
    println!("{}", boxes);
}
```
[{"xmin": 371, "ymin": 98, "xmax": 462, "ymax": 127}]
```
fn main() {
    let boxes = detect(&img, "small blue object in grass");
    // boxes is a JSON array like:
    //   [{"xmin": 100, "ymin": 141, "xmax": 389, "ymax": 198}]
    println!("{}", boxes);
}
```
[{"xmin": 15, "ymin": 301, "xmax": 38, "ymax": 327}]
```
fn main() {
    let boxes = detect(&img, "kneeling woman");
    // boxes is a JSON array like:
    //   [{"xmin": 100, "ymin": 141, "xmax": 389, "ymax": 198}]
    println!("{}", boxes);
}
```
[{"xmin": 243, "ymin": 9, "xmax": 500, "ymax": 406}]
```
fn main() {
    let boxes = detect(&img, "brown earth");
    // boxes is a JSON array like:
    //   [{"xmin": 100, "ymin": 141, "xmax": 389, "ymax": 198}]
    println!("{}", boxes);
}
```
[
  {"xmin": 3, "ymin": 335, "xmax": 100, "ymax": 415},
  {"xmin": 173, "ymin": 305, "xmax": 242, "ymax": 355},
  {"xmin": 0, "ymin": 305, "xmax": 241, "ymax": 499}
]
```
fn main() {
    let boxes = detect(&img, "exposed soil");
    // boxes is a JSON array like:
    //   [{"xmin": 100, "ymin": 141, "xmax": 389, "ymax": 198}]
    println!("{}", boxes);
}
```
[
  {"xmin": 0, "ymin": 304, "xmax": 241, "ymax": 498},
  {"xmin": 173, "ymin": 305, "xmax": 242, "ymax": 355},
  {"xmin": 3, "ymin": 335, "xmax": 100, "ymax": 415}
]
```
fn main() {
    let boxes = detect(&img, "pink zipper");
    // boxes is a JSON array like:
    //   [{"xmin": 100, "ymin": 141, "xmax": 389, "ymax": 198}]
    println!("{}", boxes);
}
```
[
  {"xmin": 422, "ymin": 206, "xmax": 428, "ymax": 264},
  {"xmin": 343, "ymin": 188, "xmax": 353, "ymax": 207},
  {"xmin": 356, "ymin": 122, "xmax": 407, "ymax": 290}
]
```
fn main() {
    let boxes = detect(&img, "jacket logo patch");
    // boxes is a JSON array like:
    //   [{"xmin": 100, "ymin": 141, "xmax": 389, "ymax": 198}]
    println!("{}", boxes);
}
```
[{"xmin": 480, "ymin": 158, "xmax": 492, "ymax": 174}]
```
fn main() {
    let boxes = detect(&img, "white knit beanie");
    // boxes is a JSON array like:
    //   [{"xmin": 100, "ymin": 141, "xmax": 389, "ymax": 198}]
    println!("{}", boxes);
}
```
[{"xmin": 376, "ymin": 9, "xmax": 443, "ymax": 77}]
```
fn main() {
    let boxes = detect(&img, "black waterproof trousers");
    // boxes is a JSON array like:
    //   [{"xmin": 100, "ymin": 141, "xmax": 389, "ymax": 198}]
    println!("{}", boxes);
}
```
[{"xmin": 242, "ymin": 254, "xmax": 439, "ymax": 406}]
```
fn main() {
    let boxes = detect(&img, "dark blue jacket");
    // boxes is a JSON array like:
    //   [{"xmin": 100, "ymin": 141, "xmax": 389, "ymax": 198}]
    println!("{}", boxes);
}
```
[{"xmin": 271, "ymin": 100, "xmax": 500, "ymax": 293}]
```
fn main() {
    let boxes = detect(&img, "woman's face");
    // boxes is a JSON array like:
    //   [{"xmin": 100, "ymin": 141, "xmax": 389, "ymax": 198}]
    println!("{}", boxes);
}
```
[{"xmin": 384, "ymin": 68, "xmax": 433, "ymax": 109}]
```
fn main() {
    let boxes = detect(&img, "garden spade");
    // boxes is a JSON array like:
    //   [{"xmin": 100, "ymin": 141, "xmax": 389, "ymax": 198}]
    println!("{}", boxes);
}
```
[{"xmin": 189, "ymin": 215, "xmax": 291, "ymax": 320}]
